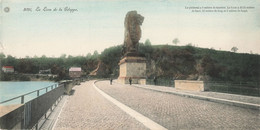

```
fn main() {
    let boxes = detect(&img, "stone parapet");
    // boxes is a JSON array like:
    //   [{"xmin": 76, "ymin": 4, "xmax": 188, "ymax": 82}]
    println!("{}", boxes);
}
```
[{"xmin": 175, "ymin": 80, "xmax": 207, "ymax": 92}]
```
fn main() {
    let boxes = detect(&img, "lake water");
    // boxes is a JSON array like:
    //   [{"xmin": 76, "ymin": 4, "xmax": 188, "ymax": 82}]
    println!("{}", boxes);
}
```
[{"xmin": 0, "ymin": 81, "xmax": 58, "ymax": 105}]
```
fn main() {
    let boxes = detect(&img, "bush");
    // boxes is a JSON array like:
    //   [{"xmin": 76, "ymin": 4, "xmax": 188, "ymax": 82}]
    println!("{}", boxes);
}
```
[{"xmin": 19, "ymin": 75, "xmax": 31, "ymax": 81}]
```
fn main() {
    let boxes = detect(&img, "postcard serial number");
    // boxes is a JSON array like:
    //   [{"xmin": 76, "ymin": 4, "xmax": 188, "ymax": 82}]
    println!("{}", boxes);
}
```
[{"xmin": 23, "ymin": 6, "xmax": 78, "ymax": 13}]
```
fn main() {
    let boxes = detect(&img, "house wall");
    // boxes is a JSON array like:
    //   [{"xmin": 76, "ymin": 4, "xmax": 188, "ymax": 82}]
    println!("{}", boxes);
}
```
[
  {"xmin": 69, "ymin": 71, "xmax": 82, "ymax": 78},
  {"xmin": 2, "ymin": 68, "xmax": 14, "ymax": 73}
]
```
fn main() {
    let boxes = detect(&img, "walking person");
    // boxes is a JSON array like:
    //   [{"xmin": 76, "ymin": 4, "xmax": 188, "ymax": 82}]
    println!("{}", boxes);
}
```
[
  {"xmin": 110, "ymin": 78, "xmax": 113, "ymax": 85},
  {"xmin": 129, "ymin": 77, "xmax": 132, "ymax": 85},
  {"xmin": 153, "ymin": 76, "xmax": 157, "ymax": 85}
]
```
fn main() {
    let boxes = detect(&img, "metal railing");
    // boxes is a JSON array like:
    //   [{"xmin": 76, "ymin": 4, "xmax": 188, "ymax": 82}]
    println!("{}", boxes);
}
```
[
  {"xmin": 31, "ymin": 94, "xmax": 64, "ymax": 130},
  {"xmin": 146, "ymin": 79, "xmax": 259, "ymax": 97},
  {"xmin": 146, "ymin": 79, "xmax": 174, "ymax": 87},
  {"xmin": 0, "ymin": 84, "xmax": 59, "ymax": 105},
  {"xmin": 205, "ymin": 81, "xmax": 260, "ymax": 97},
  {"xmin": 0, "ymin": 82, "xmax": 67, "ymax": 129}
]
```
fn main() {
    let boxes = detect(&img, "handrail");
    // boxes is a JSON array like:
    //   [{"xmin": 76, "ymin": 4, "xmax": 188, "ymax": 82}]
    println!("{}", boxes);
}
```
[{"xmin": 0, "ymin": 83, "xmax": 59, "ymax": 104}]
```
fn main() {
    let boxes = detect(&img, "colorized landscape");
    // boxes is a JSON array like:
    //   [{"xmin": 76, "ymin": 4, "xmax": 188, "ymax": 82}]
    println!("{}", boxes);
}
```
[{"xmin": 0, "ymin": 0, "xmax": 259, "ymax": 129}]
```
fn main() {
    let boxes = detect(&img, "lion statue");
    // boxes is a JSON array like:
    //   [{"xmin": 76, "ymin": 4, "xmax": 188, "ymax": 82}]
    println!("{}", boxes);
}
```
[{"xmin": 122, "ymin": 11, "xmax": 144, "ymax": 56}]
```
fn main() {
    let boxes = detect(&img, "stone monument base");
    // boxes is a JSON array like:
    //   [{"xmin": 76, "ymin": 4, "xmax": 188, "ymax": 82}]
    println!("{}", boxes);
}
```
[{"xmin": 117, "ymin": 56, "xmax": 146, "ymax": 85}]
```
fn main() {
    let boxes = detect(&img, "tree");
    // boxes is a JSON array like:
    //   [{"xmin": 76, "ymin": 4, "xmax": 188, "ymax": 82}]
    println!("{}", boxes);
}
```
[
  {"xmin": 86, "ymin": 53, "xmax": 92, "ymax": 58},
  {"xmin": 186, "ymin": 43, "xmax": 192, "ymax": 46},
  {"xmin": 0, "ymin": 53, "xmax": 5, "ymax": 59},
  {"xmin": 231, "ymin": 47, "xmax": 238, "ymax": 53},
  {"xmin": 51, "ymin": 64, "xmax": 61, "ymax": 74},
  {"xmin": 41, "ymin": 55, "xmax": 47, "ymax": 58},
  {"xmin": 172, "ymin": 38, "xmax": 180, "ymax": 45},
  {"xmin": 144, "ymin": 39, "xmax": 151, "ymax": 46},
  {"xmin": 93, "ymin": 50, "xmax": 99, "ymax": 56},
  {"xmin": 60, "ymin": 54, "xmax": 67, "ymax": 59},
  {"xmin": 68, "ymin": 55, "xmax": 73, "ymax": 59},
  {"xmin": 201, "ymin": 55, "xmax": 220, "ymax": 78},
  {"xmin": 5, "ymin": 55, "xmax": 16, "ymax": 66},
  {"xmin": 92, "ymin": 50, "xmax": 99, "ymax": 59}
]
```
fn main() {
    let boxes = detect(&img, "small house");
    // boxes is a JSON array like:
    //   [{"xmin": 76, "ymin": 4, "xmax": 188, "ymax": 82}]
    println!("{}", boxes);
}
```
[
  {"xmin": 69, "ymin": 67, "xmax": 82, "ymax": 78},
  {"xmin": 2, "ymin": 66, "xmax": 14, "ymax": 73}
]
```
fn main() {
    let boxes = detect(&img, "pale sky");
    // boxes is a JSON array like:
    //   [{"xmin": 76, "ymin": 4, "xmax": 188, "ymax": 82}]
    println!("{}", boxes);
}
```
[{"xmin": 1, "ymin": 0, "xmax": 260, "ymax": 58}]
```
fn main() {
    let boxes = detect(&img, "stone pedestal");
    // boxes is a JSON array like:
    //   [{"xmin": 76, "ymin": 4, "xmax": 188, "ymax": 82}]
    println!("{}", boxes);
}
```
[{"xmin": 118, "ymin": 56, "xmax": 146, "ymax": 84}]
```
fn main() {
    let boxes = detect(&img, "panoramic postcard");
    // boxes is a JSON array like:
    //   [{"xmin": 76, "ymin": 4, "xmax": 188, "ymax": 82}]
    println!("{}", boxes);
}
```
[{"xmin": 0, "ymin": 0, "xmax": 259, "ymax": 129}]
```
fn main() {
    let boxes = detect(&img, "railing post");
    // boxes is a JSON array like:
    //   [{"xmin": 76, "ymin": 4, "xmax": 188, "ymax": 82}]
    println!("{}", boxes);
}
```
[
  {"xmin": 35, "ymin": 123, "xmax": 38, "ymax": 130},
  {"xmin": 51, "ymin": 85, "xmax": 53, "ymax": 90},
  {"xmin": 239, "ymin": 84, "xmax": 243, "ymax": 95},
  {"xmin": 226, "ymin": 82, "xmax": 229, "ymax": 93},
  {"xmin": 21, "ymin": 96, "xmax": 24, "ymax": 104},
  {"xmin": 256, "ymin": 83, "xmax": 260, "ymax": 96},
  {"xmin": 46, "ymin": 88, "xmax": 48, "ymax": 93},
  {"xmin": 37, "ymin": 90, "xmax": 39, "ymax": 97}
]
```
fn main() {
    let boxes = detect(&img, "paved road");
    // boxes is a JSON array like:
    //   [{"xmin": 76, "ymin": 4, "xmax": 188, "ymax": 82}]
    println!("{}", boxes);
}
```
[
  {"xmin": 96, "ymin": 81, "xmax": 260, "ymax": 130},
  {"xmin": 53, "ymin": 81, "xmax": 148, "ymax": 130}
]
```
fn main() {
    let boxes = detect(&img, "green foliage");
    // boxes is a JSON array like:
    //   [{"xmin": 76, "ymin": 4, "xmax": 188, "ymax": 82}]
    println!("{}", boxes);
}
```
[
  {"xmin": 144, "ymin": 45, "xmax": 197, "ymax": 78},
  {"xmin": 0, "ymin": 73, "xmax": 12, "ymax": 81},
  {"xmin": 231, "ymin": 46, "xmax": 238, "ymax": 52},
  {"xmin": 0, "ymin": 52, "xmax": 100, "ymax": 81},
  {"xmin": 0, "ymin": 73, "xmax": 31, "ymax": 81},
  {"xmin": 139, "ymin": 44, "xmax": 259, "ymax": 82},
  {"xmin": 5, "ymin": 55, "xmax": 17, "ymax": 66},
  {"xmin": 0, "ymin": 52, "xmax": 5, "ymax": 59},
  {"xmin": 54, "ymin": 67, "xmax": 70, "ymax": 81},
  {"xmin": 186, "ymin": 43, "xmax": 193, "ymax": 46},
  {"xmin": 19, "ymin": 75, "xmax": 31, "ymax": 81},
  {"xmin": 200, "ymin": 55, "xmax": 221, "ymax": 78},
  {"xmin": 144, "ymin": 39, "xmax": 152, "ymax": 46},
  {"xmin": 93, "ymin": 50, "xmax": 99, "ymax": 58},
  {"xmin": 99, "ymin": 45, "xmax": 122, "ymax": 77},
  {"xmin": 172, "ymin": 38, "xmax": 179, "ymax": 45}
]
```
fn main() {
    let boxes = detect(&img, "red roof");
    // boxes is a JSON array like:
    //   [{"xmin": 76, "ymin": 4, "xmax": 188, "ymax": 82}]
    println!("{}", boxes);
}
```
[{"xmin": 3, "ymin": 66, "xmax": 14, "ymax": 68}]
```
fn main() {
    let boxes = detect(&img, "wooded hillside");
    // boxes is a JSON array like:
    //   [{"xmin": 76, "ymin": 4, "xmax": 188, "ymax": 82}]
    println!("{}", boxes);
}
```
[{"xmin": 0, "ymin": 43, "xmax": 259, "ymax": 82}]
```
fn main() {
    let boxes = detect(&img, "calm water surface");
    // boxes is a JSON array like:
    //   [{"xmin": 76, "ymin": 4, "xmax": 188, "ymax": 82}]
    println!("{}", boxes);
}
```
[{"xmin": 0, "ymin": 81, "xmax": 57, "ymax": 105}]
